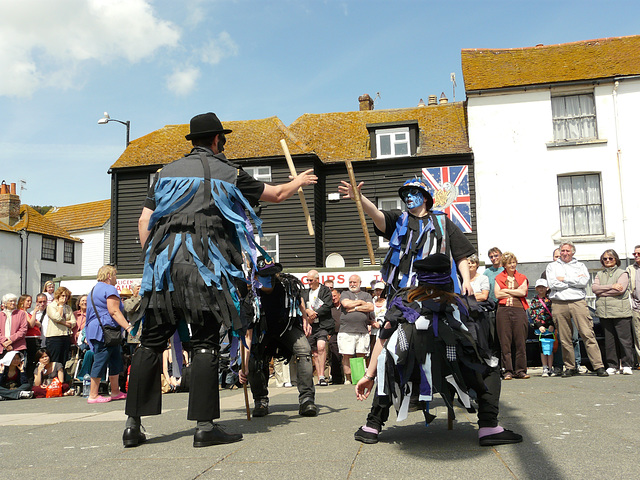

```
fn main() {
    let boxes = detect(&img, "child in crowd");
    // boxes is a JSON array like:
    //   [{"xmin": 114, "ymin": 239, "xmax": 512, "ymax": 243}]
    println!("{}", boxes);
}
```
[{"xmin": 529, "ymin": 279, "xmax": 555, "ymax": 377}]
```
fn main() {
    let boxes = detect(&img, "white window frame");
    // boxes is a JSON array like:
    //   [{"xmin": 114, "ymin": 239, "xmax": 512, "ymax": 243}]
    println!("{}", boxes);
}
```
[
  {"xmin": 557, "ymin": 173, "xmax": 604, "ymax": 237},
  {"xmin": 375, "ymin": 127, "xmax": 410, "ymax": 158},
  {"xmin": 551, "ymin": 92, "xmax": 597, "ymax": 142},
  {"xmin": 255, "ymin": 233, "xmax": 279, "ymax": 262},
  {"xmin": 377, "ymin": 197, "xmax": 402, "ymax": 248},
  {"xmin": 245, "ymin": 166, "xmax": 272, "ymax": 182}
]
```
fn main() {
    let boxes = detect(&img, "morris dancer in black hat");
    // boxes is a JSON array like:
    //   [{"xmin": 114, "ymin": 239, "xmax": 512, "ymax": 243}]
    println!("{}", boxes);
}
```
[
  {"xmin": 239, "ymin": 257, "xmax": 318, "ymax": 417},
  {"xmin": 123, "ymin": 112, "xmax": 317, "ymax": 448},
  {"xmin": 354, "ymin": 254, "xmax": 522, "ymax": 446}
]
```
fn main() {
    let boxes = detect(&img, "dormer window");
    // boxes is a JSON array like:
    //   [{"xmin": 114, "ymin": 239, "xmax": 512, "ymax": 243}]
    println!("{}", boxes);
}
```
[
  {"xmin": 376, "ymin": 127, "xmax": 410, "ymax": 158},
  {"xmin": 367, "ymin": 120, "xmax": 419, "ymax": 159}
]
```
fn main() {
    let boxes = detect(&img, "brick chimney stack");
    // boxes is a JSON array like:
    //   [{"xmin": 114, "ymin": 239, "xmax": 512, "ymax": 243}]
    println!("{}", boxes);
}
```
[
  {"xmin": 0, "ymin": 181, "xmax": 20, "ymax": 226},
  {"xmin": 358, "ymin": 94, "xmax": 374, "ymax": 111}
]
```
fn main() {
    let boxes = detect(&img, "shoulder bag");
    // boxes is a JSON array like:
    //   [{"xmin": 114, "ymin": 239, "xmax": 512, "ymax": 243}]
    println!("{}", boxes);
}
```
[{"xmin": 90, "ymin": 287, "xmax": 122, "ymax": 347}]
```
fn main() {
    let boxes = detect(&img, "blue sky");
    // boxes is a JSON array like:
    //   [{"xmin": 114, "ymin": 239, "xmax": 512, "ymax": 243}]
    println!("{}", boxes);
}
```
[{"xmin": 1, "ymin": 0, "xmax": 639, "ymax": 207}]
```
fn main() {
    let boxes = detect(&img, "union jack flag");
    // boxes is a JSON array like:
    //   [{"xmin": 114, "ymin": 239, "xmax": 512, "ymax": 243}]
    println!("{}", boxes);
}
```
[{"xmin": 422, "ymin": 165, "xmax": 472, "ymax": 233}]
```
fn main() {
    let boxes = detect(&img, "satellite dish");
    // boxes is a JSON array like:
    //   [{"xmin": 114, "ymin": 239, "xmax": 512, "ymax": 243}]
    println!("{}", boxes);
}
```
[{"xmin": 325, "ymin": 253, "xmax": 345, "ymax": 268}]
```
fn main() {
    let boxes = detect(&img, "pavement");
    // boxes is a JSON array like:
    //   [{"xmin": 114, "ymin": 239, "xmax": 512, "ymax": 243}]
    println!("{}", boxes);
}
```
[{"xmin": 2, "ymin": 367, "xmax": 640, "ymax": 480}]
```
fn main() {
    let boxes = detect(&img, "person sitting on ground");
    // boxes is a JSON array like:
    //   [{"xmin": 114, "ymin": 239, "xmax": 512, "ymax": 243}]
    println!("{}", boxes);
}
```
[
  {"xmin": 529, "ymin": 279, "xmax": 555, "ymax": 377},
  {"xmin": 354, "ymin": 253, "xmax": 522, "ymax": 447},
  {"xmin": 32, "ymin": 348, "xmax": 72, "ymax": 398},
  {"xmin": 0, "ymin": 351, "xmax": 34, "ymax": 400}
]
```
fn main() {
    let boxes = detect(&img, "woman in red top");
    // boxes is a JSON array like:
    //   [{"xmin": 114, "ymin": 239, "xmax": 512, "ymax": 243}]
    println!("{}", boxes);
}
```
[
  {"xmin": 18, "ymin": 294, "xmax": 42, "ymax": 378},
  {"xmin": 494, "ymin": 252, "xmax": 530, "ymax": 380}
]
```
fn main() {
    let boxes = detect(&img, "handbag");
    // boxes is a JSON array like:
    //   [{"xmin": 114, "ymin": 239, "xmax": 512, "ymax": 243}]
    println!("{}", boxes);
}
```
[{"xmin": 91, "ymin": 287, "xmax": 122, "ymax": 347}]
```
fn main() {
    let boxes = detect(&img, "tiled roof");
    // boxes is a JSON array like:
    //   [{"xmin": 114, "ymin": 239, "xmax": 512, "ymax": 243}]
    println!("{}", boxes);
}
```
[
  {"xmin": 45, "ymin": 199, "xmax": 111, "ymax": 232},
  {"xmin": 2, "ymin": 205, "xmax": 81, "ymax": 241},
  {"xmin": 462, "ymin": 35, "xmax": 640, "ymax": 92},
  {"xmin": 110, "ymin": 104, "xmax": 470, "ymax": 169},
  {"xmin": 110, "ymin": 116, "xmax": 311, "ymax": 169},
  {"xmin": 289, "ymin": 102, "xmax": 470, "ymax": 162}
]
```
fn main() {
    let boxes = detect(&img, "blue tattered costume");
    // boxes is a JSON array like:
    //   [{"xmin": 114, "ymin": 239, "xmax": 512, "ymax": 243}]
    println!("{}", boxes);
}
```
[
  {"xmin": 135, "ymin": 148, "xmax": 265, "ymax": 365},
  {"xmin": 380, "ymin": 210, "xmax": 463, "ymax": 296},
  {"xmin": 374, "ymin": 261, "xmax": 498, "ymax": 425}
]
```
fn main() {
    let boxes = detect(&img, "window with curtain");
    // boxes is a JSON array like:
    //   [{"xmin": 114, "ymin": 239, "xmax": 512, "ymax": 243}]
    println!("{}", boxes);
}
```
[
  {"xmin": 377, "ymin": 197, "xmax": 402, "ymax": 248},
  {"xmin": 557, "ymin": 174, "xmax": 604, "ymax": 236},
  {"xmin": 551, "ymin": 93, "xmax": 597, "ymax": 141}
]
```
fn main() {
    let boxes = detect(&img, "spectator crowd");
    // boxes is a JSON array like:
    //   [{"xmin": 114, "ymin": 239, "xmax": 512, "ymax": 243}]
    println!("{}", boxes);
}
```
[{"xmin": 2, "ymin": 242, "xmax": 640, "ymax": 406}]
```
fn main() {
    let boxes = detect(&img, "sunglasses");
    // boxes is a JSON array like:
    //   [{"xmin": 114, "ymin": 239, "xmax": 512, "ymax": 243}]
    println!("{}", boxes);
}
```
[
  {"xmin": 634, "ymin": 252, "xmax": 640, "ymax": 257},
  {"xmin": 602, "ymin": 257, "xmax": 615, "ymax": 261}
]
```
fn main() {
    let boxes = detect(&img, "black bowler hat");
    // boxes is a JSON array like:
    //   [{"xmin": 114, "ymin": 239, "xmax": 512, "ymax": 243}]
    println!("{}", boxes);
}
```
[{"xmin": 185, "ymin": 112, "xmax": 232, "ymax": 140}]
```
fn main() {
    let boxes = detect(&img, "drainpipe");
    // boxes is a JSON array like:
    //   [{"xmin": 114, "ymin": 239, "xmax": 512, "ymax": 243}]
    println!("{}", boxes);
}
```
[
  {"xmin": 19, "ymin": 229, "xmax": 29, "ymax": 293},
  {"xmin": 612, "ymin": 81, "xmax": 629, "ymax": 265}
]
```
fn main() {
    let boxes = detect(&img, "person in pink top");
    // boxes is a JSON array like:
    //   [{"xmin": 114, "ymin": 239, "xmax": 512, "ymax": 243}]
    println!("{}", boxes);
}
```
[
  {"xmin": 73, "ymin": 295, "xmax": 88, "ymax": 345},
  {"xmin": 0, "ymin": 294, "xmax": 28, "ymax": 358}
]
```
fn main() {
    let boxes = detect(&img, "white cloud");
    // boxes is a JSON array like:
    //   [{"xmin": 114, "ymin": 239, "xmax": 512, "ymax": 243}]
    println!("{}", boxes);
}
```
[
  {"xmin": 0, "ymin": 0, "xmax": 180, "ymax": 97},
  {"xmin": 200, "ymin": 32, "xmax": 239, "ymax": 65},
  {"xmin": 166, "ymin": 66, "xmax": 200, "ymax": 96}
]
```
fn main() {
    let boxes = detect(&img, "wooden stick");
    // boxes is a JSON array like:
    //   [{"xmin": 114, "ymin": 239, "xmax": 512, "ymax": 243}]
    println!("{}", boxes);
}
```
[
  {"xmin": 280, "ymin": 139, "xmax": 314, "ymax": 236},
  {"xmin": 345, "ymin": 160, "xmax": 376, "ymax": 265},
  {"xmin": 240, "ymin": 342, "xmax": 251, "ymax": 421}
]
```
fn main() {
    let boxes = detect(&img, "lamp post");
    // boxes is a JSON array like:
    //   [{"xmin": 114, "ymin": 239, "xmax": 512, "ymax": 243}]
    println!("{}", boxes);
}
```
[{"xmin": 98, "ymin": 112, "xmax": 130, "ymax": 147}]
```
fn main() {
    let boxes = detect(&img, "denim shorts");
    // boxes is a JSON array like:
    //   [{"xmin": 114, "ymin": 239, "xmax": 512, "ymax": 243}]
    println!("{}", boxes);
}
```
[{"xmin": 89, "ymin": 341, "xmax": 124, "ymax": 378}]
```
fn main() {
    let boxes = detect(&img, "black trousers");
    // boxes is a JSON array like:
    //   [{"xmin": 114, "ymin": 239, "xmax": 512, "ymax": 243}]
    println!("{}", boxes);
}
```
[
  {"xmin": 365, "ymin": 366, "xmax": 501, "ymax": 430},
  {"xmin": 125, "ymin": 311, "xmax": 220, "ymax": 421},
  {"xmin": 46, "ymin": 335, "xmax": 71, "ymax": 365}
]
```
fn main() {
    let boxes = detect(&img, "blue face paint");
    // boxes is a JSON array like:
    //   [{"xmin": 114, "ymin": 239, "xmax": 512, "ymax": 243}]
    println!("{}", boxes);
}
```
[{"xmin": 402, "ymin": 191, "xmax": 425, "ymax": 210}]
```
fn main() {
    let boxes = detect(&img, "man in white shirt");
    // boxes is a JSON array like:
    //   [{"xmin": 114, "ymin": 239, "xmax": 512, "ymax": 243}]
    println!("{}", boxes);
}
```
[
  {"xmin": 301, "ymin": 270, "xmax": 334, "ymax": 386},
  {"xmin": 546, "ymin": 242, "xmax": 607, "ymax": 377}
]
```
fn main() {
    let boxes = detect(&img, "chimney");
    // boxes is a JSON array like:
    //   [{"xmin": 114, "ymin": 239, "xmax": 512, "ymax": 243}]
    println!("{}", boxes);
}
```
[
  {"xmin": 417, "ymin": 98, "xmax": 426, "ymax": 107},
  {"xmin": 0, "ymin": 181, "xmax": 20, "ymax": 226},
  {"xmin": 427, "ymin": 95, "xmax": 438, "ymax": 106},
  {"xmin": 358, "ymin": 94, "xmax": 374, "ymax": 111},
  {"xmin": 439, "ymin": 92, "xmax": 448, "ymax": 104}
]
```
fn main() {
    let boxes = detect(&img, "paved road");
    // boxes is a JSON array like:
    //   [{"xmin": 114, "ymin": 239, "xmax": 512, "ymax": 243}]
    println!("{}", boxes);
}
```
[{"xmin": 2, "ymin": 368, "xmax": 639, "ymax": 479}]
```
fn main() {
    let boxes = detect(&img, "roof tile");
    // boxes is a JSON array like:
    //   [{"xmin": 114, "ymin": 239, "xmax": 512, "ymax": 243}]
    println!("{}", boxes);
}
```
[
  {"xmin": 45, "ymin": 199, "xmax": 111, "ymax": 232},
  {"xmin": 110, "ymin": 104, "xmax": 470, "ymax": 169},
  {"xmin": 110, "ymin": 117, "xmax": 312, "ymax": 169},
  {"xmin": 462, "ymin": 35, "xmax": 640, "ymax": 92},
  {"xmin": 5, "ymin": 205, "xmax": 81, "ymax": 241}
]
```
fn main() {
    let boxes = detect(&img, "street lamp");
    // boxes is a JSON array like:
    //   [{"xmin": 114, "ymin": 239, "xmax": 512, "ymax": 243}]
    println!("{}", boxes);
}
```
[{"xmin": 98, "ymin": 112, "xmax": 130, "ymax": 146}]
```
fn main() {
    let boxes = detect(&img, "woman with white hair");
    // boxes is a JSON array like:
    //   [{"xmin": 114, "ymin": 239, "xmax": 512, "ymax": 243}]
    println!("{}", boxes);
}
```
[{"xmin": 0, "ymin": 293, "xmax": 28, "ymax": 359}]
